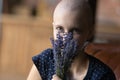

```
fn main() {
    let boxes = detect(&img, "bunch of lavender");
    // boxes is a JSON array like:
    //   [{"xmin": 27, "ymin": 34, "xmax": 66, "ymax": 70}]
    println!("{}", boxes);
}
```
[{"xmin": 51, "ymin": 32, "xmax": 78, "ymax": 79}]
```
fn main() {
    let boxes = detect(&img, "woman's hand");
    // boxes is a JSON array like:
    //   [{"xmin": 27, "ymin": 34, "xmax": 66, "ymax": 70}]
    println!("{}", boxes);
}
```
[{"xmin": 52, "ymin": 74, "xmax": 62, "ymax": 80}]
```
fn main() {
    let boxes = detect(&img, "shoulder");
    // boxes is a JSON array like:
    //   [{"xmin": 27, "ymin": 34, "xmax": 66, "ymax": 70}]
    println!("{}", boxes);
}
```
[
  {"xmin": 88, "ymin": 55, "xmax": 116, "ymax": 80},
  {"xmin": 32, "ymin": 48, "xmax": 54, "ymax": 69},
  {"xmin": 32, "ymin": 48, "xmax": 55, "ymax": 79},
  {"xmin": 32, "ymin": 48, "xmax": 53, "ymax": 62}
]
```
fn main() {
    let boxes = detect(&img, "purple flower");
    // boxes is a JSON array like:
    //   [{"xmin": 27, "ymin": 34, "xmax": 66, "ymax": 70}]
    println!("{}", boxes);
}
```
[{"xmin": 50, "ymin": 32, "xmax": 78, "ymax": 79}]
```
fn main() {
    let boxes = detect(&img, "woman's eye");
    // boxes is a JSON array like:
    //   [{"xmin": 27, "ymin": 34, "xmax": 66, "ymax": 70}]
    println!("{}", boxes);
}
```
[
  {"xmin": 71, "ymin": 28, "xmax": 82, "ymax": 34},
  {"xmin": 56, "ymin": 27, "xmax": 64, "ymax": 32}
]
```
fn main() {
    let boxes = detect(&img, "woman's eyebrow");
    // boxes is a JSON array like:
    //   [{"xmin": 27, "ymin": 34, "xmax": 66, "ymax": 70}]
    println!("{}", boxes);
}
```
[
  {"xmin": 54, "ymin": 25, "xmax": 63, "ymax": 28},
  {"xmin": 71, "ymin": 25, "xmax": 82, "ymax": 30}
]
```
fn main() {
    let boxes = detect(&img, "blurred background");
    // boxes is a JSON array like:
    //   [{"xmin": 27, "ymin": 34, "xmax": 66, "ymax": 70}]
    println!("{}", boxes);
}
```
[{"xmin": 0, "ymin": 0, "xmax": 120, "ymax": 80}]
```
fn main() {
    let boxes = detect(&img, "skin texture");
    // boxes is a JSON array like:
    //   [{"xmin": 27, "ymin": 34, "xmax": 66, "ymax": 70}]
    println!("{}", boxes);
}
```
[
  {"xmin": 27, "ymin": 0, "xmax": 94, "ymax": 80},
  {"xmin": 27, "ymin": 64, "xmax": 42, "ymax": 80}
]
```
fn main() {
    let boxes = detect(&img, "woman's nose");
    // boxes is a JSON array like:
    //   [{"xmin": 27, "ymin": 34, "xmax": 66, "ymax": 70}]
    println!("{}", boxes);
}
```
[
  {"xmin": 63, "ymin": 32, "xmax": 73, "ymax": 41},
  {"xmin": 64, "ymin": 29, "xmax": 69, "ymax": 33},
  {"xmin": 59, "ymin": 30, "xmax": 68, "ymax": 37},
  {"xmin": 63, "ymin": 33, "xmax": 68, "ymax": 41}
]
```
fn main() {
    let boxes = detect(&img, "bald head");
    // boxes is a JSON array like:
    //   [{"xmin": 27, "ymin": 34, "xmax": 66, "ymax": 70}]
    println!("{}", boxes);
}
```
[
  {"xmin": 53, "ymin": 0, "xmax": 94, "ymax": 41},
  {"xmin": 53, "ymin": 0, "xmax": 93, "ymax": 28},
  {"xmin": 54, "ymin": 0, "xmax": 89, "ymax": 11}
]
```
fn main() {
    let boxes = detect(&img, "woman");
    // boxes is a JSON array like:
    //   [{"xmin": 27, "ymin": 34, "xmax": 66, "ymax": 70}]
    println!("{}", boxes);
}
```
[{"xmin": 27, "ymin": 0, "xmax": 116, "ymax": 80}]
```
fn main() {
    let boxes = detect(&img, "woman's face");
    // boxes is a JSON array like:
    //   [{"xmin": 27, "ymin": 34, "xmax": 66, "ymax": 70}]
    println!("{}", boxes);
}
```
[{"xmin": 53, "ymin": 9, "xmax": 90, "ymax": 48}]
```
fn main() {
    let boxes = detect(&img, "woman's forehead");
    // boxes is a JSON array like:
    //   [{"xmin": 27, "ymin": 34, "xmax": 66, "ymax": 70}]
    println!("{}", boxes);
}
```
[
  {"xmin": 53, "ymin": 0, "xmax": 92, "ymax": 30},
  {"xmin": 53, "ymin": 11, "xmax": 86, "ymax": 27}
]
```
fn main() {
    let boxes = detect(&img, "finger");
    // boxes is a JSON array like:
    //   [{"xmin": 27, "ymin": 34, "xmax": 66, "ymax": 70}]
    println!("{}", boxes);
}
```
[{"xmin": 52, "ymin": 74, "xmax": 62, "ymax": 80}]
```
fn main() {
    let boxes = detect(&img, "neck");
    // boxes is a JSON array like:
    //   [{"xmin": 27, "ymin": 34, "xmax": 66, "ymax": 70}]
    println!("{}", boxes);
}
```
[{"xmin": 69, "ymin": 51, "xmax": 89, "ymax": 79}]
